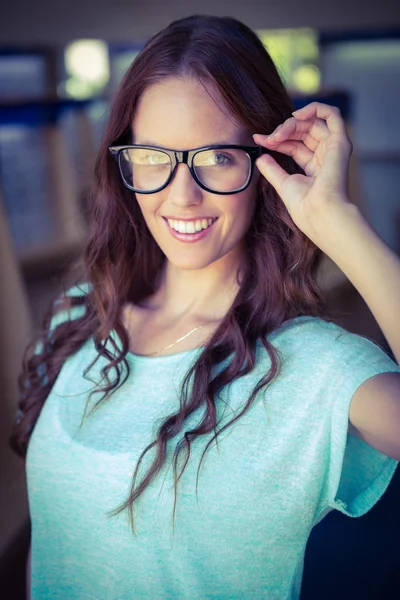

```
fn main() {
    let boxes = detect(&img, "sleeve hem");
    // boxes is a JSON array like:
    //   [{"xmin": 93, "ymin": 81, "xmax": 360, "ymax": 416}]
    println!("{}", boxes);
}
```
[{"xmin": 324, "ymin": 340, "xmax": 400, "ymax": 518}]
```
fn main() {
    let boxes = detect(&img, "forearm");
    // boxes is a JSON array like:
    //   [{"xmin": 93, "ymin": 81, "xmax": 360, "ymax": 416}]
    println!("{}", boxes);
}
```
[{"xmin": 319, "ymin": 202, "xmax": 400, "ymax": 365}]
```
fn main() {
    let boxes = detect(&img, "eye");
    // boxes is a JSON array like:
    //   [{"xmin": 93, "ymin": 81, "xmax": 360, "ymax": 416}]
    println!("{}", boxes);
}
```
[
  {"xmin": 213, "ymin": 153, "xmax": 231, "ymax": 166},
  {"xmin": 196, "ymin": 150, "xmax": 234, "ymax": 167},
  {"xmin": 146, "ymin": 152, "xmax": 170, "ymax": 165},
  {"xmin": 130, "ymin": 149, "xmax": 170, "ymax": 166}
]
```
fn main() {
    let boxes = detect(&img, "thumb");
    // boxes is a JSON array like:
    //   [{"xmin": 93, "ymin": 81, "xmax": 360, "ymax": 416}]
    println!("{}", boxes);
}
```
[{"xmin": 255, "ymin": 153, "xmax": 290, "ymax": 197}]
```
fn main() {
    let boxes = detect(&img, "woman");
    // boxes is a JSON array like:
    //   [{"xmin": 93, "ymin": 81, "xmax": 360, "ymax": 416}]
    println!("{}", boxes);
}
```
[{"xmin": 10, "ymin": 14, "xmax": 400, "ymax": 600}]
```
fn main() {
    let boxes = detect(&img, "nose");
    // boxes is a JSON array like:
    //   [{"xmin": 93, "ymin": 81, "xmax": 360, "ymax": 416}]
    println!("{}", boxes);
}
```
[{"xmin": 167, "ymin": 163, "xmax": 203, "ymax": 207}]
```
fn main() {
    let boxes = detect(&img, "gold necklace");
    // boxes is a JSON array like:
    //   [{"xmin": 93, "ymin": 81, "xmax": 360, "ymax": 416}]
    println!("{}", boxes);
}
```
[{"xmin": 142, "ymin": 323, "xmax": 207, "ymax": 357}]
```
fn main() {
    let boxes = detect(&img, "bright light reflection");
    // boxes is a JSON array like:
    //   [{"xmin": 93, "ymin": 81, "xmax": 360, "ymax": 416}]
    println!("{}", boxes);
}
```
[
  {"xmin": 256, "ymin": 28, "xmax": 320, "ymax": 93},
  {"xmin": 292, "ymin": 64, "xmax": 321, "ymax": 94},
  {"xmin": 65, "ymin": 40, "xmax": 109, "ymax": 96}
]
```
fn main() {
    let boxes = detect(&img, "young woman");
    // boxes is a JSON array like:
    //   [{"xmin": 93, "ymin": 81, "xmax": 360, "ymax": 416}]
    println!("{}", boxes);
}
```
[{"xmin": 10, "ymin": 14, "xmax": 400, "ymax": 600}]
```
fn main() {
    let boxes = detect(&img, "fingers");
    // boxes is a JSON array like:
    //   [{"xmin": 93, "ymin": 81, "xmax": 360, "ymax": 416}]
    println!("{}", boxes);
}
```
[
  {"xmin": 258, "ymin": 138, "xmax": 316, "ymax": 175},
  {"xmin": 256, "ymin": 101, "xmax": 349, "ymax": 146},
  {"xmin": 270, "ymin": 116, "xmax": 328, "ymax": 145},
  {"xmin": 254, "ymin": 116, "xmax": 329, "ymax": 156},
  {"xmin": 292, "ymin": 102, "xmax": 348, "ymax": 137},
  {"xmin": 255, "ymin": 152, "xmax": 311, "ymax": 208},
  {"xmin": 253, "ymin": 102, "xmax": 352, "ymax": 209},
  {"xmin": 253, "ymin": 102, "xmax": 352, "ymax": 174},
  {"xmin": 255, "ymin": 152, "xmax": 291, "ymax": 198}
]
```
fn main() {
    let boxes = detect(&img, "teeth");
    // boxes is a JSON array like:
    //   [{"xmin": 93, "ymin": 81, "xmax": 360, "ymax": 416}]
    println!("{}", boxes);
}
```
[{"xmin": 167, "ymin": 218, "xmax": 215, "ymax": 234}]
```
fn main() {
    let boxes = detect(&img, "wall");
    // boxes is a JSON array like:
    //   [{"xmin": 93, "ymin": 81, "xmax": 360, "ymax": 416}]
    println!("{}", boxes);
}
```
[
  {"xmin": 0, "ymin": 201, "xmax": 32, "ymax": 559},
  {"xmin": 321, "ymin": 38, "xmax": 400, "ymax": 251},
  {"xmin": 0, "ymin": 0, "xmax": 399, "ymax": 45}
]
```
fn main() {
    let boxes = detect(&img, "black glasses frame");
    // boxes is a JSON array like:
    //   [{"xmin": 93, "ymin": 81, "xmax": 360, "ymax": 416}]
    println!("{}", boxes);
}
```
[{"xmin": 108, "ymin": 144, "xmax": 263, "ymax": 195}]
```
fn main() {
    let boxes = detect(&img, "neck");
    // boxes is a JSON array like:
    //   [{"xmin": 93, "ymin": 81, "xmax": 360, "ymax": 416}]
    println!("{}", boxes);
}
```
[{"xmin": 143, "ymin": 246, "xmax": 244, "ymax": 322}]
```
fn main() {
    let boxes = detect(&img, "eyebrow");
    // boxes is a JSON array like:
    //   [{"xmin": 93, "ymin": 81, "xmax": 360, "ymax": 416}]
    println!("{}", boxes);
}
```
[
  {"xmin": 133, "ymin": 139, "xmax": 248, "ymax": 148},
  {"xmin": 132, "ymin": 131, "xmax": 249, "ymax": 147}
]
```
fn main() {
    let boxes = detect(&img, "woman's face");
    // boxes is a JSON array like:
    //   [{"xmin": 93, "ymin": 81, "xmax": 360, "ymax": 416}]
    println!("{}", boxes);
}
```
[{"xmin": 131, "ymin": 77, "xmax": 259, "ymax": 271}]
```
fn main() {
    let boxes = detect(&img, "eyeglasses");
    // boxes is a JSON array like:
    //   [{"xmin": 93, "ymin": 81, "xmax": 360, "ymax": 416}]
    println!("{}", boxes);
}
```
[{"xmin": 108, "ymin": 144, "xmax": 263, "ymax": 195}]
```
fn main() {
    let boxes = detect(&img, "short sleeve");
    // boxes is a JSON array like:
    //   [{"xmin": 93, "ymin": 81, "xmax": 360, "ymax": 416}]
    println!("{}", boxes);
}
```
[
  {"xmin": 322, "ymin": 328, "xmax": 400, "ymax": 518},
  {"xmin": 14, "ymin": 283, "xmax": 91, "ymax": 428},
  {"xmin": 48, "ymin": 282, "xmax": 90, "ymax": 335},
  {"xmin": 33, "ymin": 282, "xmax": 90, "ymax": 356}
]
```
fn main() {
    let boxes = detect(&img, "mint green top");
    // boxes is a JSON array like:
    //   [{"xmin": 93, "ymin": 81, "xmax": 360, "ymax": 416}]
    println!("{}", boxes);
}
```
[{"xmin": 27, "ymin": 286, "xmax": 400, "ymax": 599}]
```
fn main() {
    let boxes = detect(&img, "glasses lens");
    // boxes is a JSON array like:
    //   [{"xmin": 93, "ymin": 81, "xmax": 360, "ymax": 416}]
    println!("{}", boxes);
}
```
[
  {"xmin": 193, "ymin": 148, "xmax": 251, "ymax": 192},
  {"xmin": 119, "ymin": 148, "xmax": 171, "ymax": 191}
]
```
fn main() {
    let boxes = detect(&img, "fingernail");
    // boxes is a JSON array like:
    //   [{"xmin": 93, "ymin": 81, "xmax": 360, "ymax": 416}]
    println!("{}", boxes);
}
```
[{"xmin": 269, "ymin": 125, "xmax": 282, "ymax": 138}]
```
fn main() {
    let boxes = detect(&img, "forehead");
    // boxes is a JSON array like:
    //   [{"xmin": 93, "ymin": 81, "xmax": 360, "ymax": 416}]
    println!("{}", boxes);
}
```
[{"xmin": 131, "ymin": 77, "xmax": 250, "ymax": 148}]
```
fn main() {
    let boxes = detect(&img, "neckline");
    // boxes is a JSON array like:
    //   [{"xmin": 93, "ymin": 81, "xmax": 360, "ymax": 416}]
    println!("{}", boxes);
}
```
[
  {"xmin": 126, "ymin": 345, "xmax": 204, "ymax": 363},
  {"xmin": 117, "ymin": 316, "xmax": 316, "ymax": 364}
]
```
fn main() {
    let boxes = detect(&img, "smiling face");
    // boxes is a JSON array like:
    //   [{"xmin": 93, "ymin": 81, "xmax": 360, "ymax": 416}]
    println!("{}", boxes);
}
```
[{"xmin": 131, "ymin": 77, "xmax": 259, "ymax": 271}]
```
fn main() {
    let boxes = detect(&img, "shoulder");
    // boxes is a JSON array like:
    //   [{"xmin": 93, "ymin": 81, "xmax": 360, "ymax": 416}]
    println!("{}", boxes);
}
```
[
  {"xmin": 267, "ymin": 315, "xmax": 341, "ymax": 352},
  {"xmin": 268, "ymin": 315, "xmax": 394, "ymax": 369}
]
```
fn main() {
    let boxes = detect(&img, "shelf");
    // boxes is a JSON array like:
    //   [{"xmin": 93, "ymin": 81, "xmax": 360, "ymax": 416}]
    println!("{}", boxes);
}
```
[
  {"xmin": 0, "ymin": 97, "xmax": 105, "ymax": 126},
  {"xmin": 0, "ymin": 96, "xmax": 105, "ymax": 106}
]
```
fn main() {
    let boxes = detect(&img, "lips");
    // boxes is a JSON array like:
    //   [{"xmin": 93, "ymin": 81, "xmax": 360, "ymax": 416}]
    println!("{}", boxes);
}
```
[
  {"xmin": 165, "ymin": 217, "xmax": 217, "ymax": 234},
  {"xmin": 163, "ymin": 216, "xmax": 218, "ymax": 242}
]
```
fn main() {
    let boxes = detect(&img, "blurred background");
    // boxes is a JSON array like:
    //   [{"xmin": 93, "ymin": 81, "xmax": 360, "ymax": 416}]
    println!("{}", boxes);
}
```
[{"xmin": 0, "ymin": 1, "xmax": 399, "ymax": 598}]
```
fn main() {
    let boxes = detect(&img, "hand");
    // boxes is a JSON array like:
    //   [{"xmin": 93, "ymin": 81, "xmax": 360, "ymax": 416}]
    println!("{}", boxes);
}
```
[{"xmin": 253, "ymin": 102, "xmax": 355, "ymax": 248}]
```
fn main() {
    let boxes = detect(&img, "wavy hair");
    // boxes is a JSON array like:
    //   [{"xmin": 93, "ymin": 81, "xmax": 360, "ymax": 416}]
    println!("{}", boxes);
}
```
[{"xmin": 9, "ymin": 15, "xmax": 333, "ymax": 534}]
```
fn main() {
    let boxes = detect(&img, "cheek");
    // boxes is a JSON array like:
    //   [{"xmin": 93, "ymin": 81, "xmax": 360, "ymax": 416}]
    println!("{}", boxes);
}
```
[
  {"xmin": 135, "ymin": 195, "xmax": 162, "ymax": 228},
  {"xmin": 225, "ymin": 192, "xmax": 256, "ymax": 234}
]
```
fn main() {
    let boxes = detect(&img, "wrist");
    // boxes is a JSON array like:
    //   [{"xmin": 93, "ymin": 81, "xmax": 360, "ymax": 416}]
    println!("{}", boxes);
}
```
[
  {"xmin": 308, "ymin": 199, "xmax": 363, "ymax": 256},
  {"xmin": 318, "ymin": 202, "xmax": 384, "ymax": 276}
]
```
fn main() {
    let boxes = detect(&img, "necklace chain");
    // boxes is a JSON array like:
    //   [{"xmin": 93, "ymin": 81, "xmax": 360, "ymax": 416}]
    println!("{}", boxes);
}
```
[{"xmin": 142, "ymin": 324, "xmax": 207, "ymax": 357}]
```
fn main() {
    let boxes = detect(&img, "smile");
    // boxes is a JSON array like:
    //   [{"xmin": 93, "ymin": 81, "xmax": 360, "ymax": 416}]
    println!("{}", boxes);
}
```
[
  {"xmin": 166, "ymin": 217, "xmax": 217, "ymax": 234},
  {"xmin": 163, "ymin": 217, "xmax": 218, "ymax": 242}
]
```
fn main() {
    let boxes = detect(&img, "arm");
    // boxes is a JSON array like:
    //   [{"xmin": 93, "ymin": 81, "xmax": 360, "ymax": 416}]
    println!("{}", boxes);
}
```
[
  {"xmin": 317, "ymin": 201, "xmax": 400, "ymax": 365},
  {"xmin": 316, "ymin": 201, "xmax": 400, "ymax": 460},
  {"xmin": 254, "ymin": 102, "xmax": 400, "ymax": 460}
]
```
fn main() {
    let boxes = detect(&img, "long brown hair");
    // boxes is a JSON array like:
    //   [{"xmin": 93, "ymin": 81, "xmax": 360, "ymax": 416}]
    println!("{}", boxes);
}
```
[{"xmin": 9, "ymin": 15, "xmax": 332, "ymax": 534}]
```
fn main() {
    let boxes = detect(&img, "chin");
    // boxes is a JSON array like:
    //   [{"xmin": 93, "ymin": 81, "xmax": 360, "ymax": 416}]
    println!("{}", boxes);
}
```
[{"xmin": 165, "ymin": 253, "xmax": 220, "ymax": 271}]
